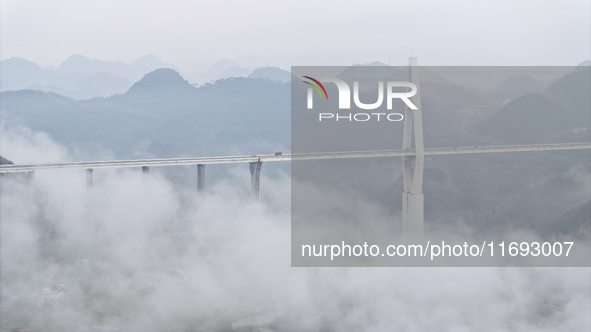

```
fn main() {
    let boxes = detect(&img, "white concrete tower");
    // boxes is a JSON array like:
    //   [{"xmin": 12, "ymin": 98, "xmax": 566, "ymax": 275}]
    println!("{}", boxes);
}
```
[{"xmin": 401, "ymin": 57, "xmax": 425, "ymax": 233}]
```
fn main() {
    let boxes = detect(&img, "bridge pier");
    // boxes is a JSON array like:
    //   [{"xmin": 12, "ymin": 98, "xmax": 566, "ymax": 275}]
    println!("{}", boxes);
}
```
[
  {"xmin": 142, "ymin": 166, "xmax": 149, "ymax": 180},
  {"xmin": 26, "ymin": 171, "xmax": 34, "ymax": 182},
  {"xmin": 197, "ymin": 164, "xmax": 205, "ymax": 192},
  {"xmin": 249, "ymin": 161, "xmax": 262, "ymax": 202},
  {"xmin": 86, "ymin": 168, "xmax": 93, "ymax": 188}
]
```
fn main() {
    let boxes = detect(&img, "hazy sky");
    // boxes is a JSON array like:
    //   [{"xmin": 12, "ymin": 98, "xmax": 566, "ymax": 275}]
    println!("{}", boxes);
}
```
[{"xmin": 1, "ymin": 0, "xmax": 589, "ymax": 71}]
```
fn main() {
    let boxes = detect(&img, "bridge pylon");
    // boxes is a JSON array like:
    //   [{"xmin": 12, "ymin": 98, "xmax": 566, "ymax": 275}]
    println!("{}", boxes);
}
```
[
  {"xmin": 249, "ymin": 160, "xmax": 262, "ymax": 202},
  {"xmin": 402, "ymin": 57, "xmax": 425, "ymax": 233}
]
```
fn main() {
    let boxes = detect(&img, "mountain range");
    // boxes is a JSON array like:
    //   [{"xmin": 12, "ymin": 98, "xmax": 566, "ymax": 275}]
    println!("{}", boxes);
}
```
[
  {"xmin": 1, "ymin": 68, "xmax": 290, "ymax": 159},
  {"xmin": 0, "ymin": 64, "xmax": 589, "ymax": 236},
  {"xmin": 0, "ymin": 55, "xmax": 291, "ymax": 99}
]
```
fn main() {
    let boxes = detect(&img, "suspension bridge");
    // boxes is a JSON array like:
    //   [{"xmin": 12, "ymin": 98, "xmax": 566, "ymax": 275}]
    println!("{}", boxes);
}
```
[{"xmin": 1, "ymin": 58, "xmax": 589, "ymax": 233}]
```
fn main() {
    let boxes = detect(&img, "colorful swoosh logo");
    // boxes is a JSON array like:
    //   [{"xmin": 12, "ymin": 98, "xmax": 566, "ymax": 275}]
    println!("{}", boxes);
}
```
[{"xmin": 302, "ymin": 76, "xmax": 328, "ymax": 100}]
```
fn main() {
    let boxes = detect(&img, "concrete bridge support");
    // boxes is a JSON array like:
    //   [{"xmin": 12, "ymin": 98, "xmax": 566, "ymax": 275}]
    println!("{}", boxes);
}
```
[
  {"xmin": 197, "ymin": 164, "xmax": 205, "ymax": 192},
  {"xmin": 86, "ymin": 168, "xmax": 93, "ymax": 188},
  {"xmin": 249, "ymin": 161, "xmax": 262, "ymax": 202},
  {"xmin": 142, "ymin": 166, "xmax": 149, "ymax": 180}
]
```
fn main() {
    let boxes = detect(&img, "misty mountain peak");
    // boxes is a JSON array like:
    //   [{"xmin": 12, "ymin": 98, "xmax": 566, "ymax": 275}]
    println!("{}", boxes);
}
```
[
  {"xmin": 1, "ymin": 57, "xmax": 43, "ymax": 68},
  {"xmin": 58, "ymin": 54, "xmax": 136, "ymax": 80},
  {"xmin": 133, "ymin": 54, "xmax": 162, "ymax": 64},
  {"xmin": 126, "ymin": 68, "xmax": 196, "ymax": 95},
  {"xmin": 248, "ymin": 66, "xmax": 290, "ymax": 82},
  {"xmin": 59, "ymin": 54, "xmax": 104, "ymax": 71},
  {"xmin": 130, "ymin": 55, "xmax": 177, "ymax": 73}
]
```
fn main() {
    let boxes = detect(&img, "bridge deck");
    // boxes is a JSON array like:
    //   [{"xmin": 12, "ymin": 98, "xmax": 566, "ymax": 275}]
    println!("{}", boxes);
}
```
[{"xmin": 1, "ymin": 142, "xmax": 590, "ymax": 173}]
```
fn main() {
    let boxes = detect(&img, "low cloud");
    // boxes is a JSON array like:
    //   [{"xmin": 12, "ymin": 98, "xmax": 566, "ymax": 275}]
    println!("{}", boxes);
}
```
[{"xmin": 1, "ymin": 126, "xmax": 589, "ymax": 331}]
